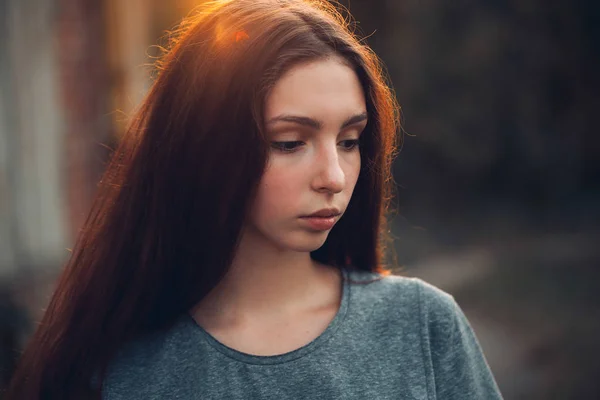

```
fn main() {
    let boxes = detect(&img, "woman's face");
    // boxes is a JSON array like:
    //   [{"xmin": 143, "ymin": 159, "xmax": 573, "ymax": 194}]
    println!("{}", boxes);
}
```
[{"xmin": 247, "ymin": 56, "xmax": 367, "ymax": 252}]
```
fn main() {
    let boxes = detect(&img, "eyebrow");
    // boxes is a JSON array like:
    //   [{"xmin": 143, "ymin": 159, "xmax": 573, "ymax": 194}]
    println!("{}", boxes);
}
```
[{"xmin": 266, "ymin": 112, "xmax": 368, "ymax": 131}]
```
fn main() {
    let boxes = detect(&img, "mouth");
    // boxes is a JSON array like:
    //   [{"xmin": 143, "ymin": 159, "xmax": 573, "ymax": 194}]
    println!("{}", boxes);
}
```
[
  {"xmin": 302, "ymin": 208, "xmax": 342, "ymax": 218},
  {"xmin": 299, "ymin": 214, "xmax": 340, "ymax": 231}
]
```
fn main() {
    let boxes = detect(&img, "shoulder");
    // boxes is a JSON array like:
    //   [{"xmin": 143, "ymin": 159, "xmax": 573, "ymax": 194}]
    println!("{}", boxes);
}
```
[
  {"xmin": 100, "ymin": 316, "xmax": 194, "ymax": 399},
  {"xmin": 346, "ymin": 268, "xmax": 458, "ymax": 324},
  {"xmin": 99, "ymin": 332, "xmax": 165, "ymax": 397},
  {"xmin": 342, "ymin": 268, "xmax": 466, "ymax": 353},
  {"xmin": 361, "ymin": 273, "xmax": 505, "ymax": 398}
]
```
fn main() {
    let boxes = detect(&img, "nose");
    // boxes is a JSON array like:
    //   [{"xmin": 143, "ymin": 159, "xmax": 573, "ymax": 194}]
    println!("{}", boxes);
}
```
[{"xmin": 311, "ymin": 141, "xmax": 345, "ymax": 194}]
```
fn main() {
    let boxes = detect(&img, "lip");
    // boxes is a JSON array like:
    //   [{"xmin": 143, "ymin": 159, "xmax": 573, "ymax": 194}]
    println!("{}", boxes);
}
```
[
  {"xmin": 300, "ymin": 215, "xmax": 338, "ymax": 231},
  {"xmin": 302, "ymin": 208, "xmax": 342, "ymax": 218}
]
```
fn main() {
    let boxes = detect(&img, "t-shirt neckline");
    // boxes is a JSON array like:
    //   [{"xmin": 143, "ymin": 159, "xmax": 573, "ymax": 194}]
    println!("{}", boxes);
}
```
[{"xmin": 185, "ymin": 266, "xmax": 350, "ymax": 365}]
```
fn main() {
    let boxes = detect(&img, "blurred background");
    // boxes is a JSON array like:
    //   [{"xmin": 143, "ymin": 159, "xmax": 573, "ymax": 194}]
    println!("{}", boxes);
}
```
[{"xmin": 0, "ymin": 0, "xmax": 598, "ymax": 398}]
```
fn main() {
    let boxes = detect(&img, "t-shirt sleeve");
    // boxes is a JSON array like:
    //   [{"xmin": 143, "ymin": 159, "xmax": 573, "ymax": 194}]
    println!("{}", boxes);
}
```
[{"xmin": 415, "ymin": 279, "xmax": 504, "ymax": 399}]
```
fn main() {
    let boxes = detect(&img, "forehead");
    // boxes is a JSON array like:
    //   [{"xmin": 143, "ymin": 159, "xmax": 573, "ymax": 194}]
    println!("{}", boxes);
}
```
[{"xmin": 264, "ymin": 58, "xmax": 366, "ymax": 125}]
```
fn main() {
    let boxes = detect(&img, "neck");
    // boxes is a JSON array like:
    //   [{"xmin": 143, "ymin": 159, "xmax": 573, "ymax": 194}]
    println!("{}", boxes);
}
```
[{"xmin": 190, "ymin": 228, "xmax": 341, "ymax": 325}]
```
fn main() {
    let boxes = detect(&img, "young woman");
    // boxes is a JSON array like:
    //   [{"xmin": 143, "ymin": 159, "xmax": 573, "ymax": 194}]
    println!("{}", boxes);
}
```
[{"xmin": 6, "ymin": 0, "xmax": 503, "ymax": 398}]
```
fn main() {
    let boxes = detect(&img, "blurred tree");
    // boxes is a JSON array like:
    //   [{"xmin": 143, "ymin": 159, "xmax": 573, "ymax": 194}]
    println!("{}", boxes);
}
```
[
  {"xmin": 341, "ymin": 0, "xmax": 599, "ymax": 236},
  {"xmin": 57, "ymin": 0, "xmax": 113, "ymax": 240}
]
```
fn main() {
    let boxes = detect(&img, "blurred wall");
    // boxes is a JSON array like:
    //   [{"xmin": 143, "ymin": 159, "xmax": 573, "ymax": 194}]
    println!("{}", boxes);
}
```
[{"xmin": 0, "ymin": 0, "xmax": 67, "ymax": 278}]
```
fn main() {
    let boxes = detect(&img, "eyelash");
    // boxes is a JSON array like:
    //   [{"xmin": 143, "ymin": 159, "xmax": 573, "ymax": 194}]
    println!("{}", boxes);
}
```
[{"xmin": 271, "ymin": 139, "xmax": 361, "ymax": 153}]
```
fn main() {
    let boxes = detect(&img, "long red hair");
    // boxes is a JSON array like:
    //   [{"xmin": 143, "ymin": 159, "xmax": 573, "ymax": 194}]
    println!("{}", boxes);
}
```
[{"xmin": 6, "ymin": 1, "xmax": 401, "ymax": 398}]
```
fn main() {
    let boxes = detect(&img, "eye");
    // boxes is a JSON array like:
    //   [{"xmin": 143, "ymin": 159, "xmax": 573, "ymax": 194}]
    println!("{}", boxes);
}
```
[
  {"xmin": 270, "ymin": 140, "xmax": 361, "ymax": 153},
  {"xmin": 341, "ymin": 139, "xmax": 360, "ymax": 151},
  {"xmin": 271, "ymin": 141, "xmax": 304, "ymax": 153}
]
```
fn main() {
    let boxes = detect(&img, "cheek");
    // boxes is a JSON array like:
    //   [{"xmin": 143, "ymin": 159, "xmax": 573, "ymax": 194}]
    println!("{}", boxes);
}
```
[
  {"xmin": 345, "ymin": 156, "xmax": 361, "ymax": 189},
  {"xmin": 254, "ymin": 168, "xmax": 300, "ymax": 218}
]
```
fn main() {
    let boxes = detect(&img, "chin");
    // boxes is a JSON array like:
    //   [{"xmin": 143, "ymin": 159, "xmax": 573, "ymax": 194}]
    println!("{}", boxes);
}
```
[
  {"xmin": 280, "ymin": 233, "xmax": 330, "ymax": 253},
  {"xmin": 255, "ymin": 225, "xmax": 330, "ymax": 253}
]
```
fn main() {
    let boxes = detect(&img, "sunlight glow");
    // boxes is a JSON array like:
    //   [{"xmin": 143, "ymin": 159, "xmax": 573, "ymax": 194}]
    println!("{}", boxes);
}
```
[
  {"xmin": 235, "ymin": 30, "xmax": 249, "ymax": 42},
  {"xmin": 214, "ymin": 22, "xmax": 249, "ymax": 47}
]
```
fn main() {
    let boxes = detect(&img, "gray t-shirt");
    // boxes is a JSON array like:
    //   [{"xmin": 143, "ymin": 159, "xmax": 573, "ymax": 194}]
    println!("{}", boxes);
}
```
[{"xmin": 101, "ymin": 267, "xmax": 503, "ymax": 399}]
